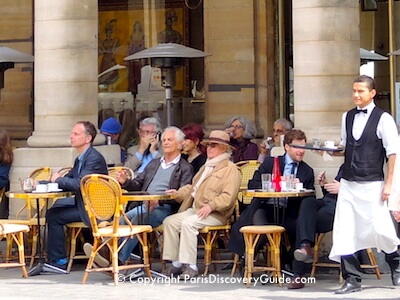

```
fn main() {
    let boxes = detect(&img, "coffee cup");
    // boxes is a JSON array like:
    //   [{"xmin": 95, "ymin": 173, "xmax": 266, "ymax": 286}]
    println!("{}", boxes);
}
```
[
  {"xmin": 324, "ymin": 140, "xmax": 335, "ymax": 148},
  {"xmin": 35, "ymin": 184, "xmax": 47, "ymax": 192},
  {"xmin": 295, "ymin": 182, "xmax": 304, "ymax": 191},
  {"xmin": 47, "ymin": 182, "xmax": 59, "ymax": 192}
]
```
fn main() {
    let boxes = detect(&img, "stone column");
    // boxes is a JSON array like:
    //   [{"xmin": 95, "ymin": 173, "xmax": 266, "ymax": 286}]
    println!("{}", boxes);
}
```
[
  {"xmin": 292, "ymin": 0, "xmax": 360, "ymax": 188},
  {"xmin": 28, "ymin": 0, "xmax": 99, "ymax": 147},
  {"xmin": 9, "ymin": 1, "xmax": 118, "ymax": 218}
]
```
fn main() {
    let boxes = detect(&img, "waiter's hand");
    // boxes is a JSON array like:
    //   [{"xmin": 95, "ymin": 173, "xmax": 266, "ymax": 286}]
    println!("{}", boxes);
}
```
[
  {"xmin": 382, "ymin": 183, "xmax": 391, "ymax": 202},
  {"xmin": 197, "ymin": 204, "xmax": 212, "ymax": 220}
]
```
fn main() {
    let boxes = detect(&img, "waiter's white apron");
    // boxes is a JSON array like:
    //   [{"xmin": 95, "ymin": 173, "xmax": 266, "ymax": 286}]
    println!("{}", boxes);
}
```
[{"xmin": 329, "ymin": 179, "xmax": 400, "ymax": 262}]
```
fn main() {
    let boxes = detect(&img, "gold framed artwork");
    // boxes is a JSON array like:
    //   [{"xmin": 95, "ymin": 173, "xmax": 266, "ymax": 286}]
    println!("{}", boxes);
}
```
[{"xmin": 98, "ymin": 0, "xmax": 189, "ymax": 95}]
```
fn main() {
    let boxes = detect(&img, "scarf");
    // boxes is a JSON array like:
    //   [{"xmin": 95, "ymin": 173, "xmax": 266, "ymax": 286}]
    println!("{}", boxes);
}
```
[{"xmin": 191, "ymin": 152, "xmax": 231, "ymax": 198}]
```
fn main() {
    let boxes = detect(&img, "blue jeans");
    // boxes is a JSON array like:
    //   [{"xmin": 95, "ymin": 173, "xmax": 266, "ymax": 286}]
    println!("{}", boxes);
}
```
[{"xmin": 118, "ymin": 204, "xmax": 172, "ymax": 263}]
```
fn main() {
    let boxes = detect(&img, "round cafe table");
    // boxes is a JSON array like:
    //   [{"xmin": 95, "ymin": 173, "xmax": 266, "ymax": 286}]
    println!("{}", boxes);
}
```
[
  {"xmin": 121, "ymin": 191, "xmax": 177, "ymax": 205},
  {"xmin": 244, "ymin": 189, "xmax": 315, "ymax": 224},
  {"xmin": 7, "ymin": 190, "xmax": 73, "ymax": 276}
]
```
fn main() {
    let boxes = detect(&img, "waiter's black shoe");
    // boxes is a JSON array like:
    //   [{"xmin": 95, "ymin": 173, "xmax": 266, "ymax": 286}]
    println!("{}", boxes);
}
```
[
  {"xmin": 391, "ymin": 269, "xmax": 400, "ymax": 286},
  {"xmin": 334, "ymin": 279, "xmax": 362, "ymax": 294}
]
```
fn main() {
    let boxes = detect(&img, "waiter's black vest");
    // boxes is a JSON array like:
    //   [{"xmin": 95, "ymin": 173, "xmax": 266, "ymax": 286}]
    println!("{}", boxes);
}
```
[{"xmin": 342, "ymin": 107, "xmax": 385, "ymax": 181}]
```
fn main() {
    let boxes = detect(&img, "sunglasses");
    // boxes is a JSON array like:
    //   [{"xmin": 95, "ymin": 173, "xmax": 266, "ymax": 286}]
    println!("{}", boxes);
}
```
[{"xmin": 207, "ymin": 143, "xmax": 219, "ymax": 148}]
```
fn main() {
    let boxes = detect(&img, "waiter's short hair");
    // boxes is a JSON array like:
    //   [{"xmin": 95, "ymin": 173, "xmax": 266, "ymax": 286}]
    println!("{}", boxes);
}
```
[
  {"xmin": 354, "ymin": 75, "xmax": 376, "ymax": 91},
  {"xmin": 283, "ymin": 129, "xmax": 307, "ymax": 145}
]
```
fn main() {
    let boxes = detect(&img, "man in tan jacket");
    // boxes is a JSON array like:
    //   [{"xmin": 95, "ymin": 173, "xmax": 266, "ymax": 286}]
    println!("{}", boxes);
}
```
[{"xmin": 163, "ymin": 130, "xmax": 242, "ymax": 279}]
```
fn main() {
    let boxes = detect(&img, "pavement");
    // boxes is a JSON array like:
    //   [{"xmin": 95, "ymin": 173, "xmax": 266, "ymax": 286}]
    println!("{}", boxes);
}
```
[{"xmin": 1, "ymin": 241, "xmax": 400, "ymax": 300}]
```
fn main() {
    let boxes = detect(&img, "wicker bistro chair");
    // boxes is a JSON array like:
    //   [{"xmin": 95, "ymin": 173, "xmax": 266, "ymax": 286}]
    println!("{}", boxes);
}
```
[
  {"xmin": 236, "ymin": 160, "xmax": 261, "ymax": 210},
  {"xmin": 198, "ymin": 199, "xmax": 240, "ymax": 276},
  {"xmin": 0, "ymin": 222, "xmax": 30, "ymax": 278},
  {"xmin": 80, "ymin": 174, "xmax": 152, "ymax": 286},
  {"xmin": 310, "ymin": 232, "xmax": 381, "ymax": 281},
  {"xmin": 57, "ymin": 166, "xmax": 72, "ymax": 177}
]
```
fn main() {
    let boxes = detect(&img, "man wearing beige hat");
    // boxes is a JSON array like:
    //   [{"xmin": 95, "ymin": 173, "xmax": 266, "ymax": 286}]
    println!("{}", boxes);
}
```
[{"xmin": 162, "ymin": 130, "xmax": 242, "ymax": 279}]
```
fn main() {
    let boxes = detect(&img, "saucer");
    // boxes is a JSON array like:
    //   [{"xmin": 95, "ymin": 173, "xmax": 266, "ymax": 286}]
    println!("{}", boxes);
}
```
[
  {"xmin": 32, "ymin": 189, "xmax": 63, "ymax": 193},
  {"xmin": 48, "ymin": 189, "xmax": 63, "ymax": 192}
]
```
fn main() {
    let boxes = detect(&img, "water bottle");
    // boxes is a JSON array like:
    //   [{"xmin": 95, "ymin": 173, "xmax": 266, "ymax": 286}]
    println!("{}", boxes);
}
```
[{"xmin": 272, "ymin": 156, "xmax": 281, "ymax": 192}]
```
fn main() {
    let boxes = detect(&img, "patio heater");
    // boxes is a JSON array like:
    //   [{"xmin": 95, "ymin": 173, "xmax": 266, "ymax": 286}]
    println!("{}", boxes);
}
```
[
  {"xmin": 359, "ymin": 48, "xmax": 388, "ymax": 65},
  {"xmin": 0, "ymin": 46, "xmax": 34, "ymax": 97},
  {"xmin": 124, "ymin": 43, "xmax": 210, "ymax": 126}
]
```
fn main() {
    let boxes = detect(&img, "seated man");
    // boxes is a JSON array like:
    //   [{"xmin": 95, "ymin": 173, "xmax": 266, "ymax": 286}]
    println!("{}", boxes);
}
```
[
  {"xmin": 84, "ymin": 126, "xmax": 193, "ymax": 266},
  {"xmin": 162, "ymin": 130, "xmax": 242, "ymax": 279},
  {"xmin": 100, "ymin": 116, "xmax": 126, "ymax": 163},
  {"xmin": 288, "ymin": 165, "xmax": 343, "ymax": 289},
  {"xmin": 124, "ymin": 117, "xmax": 163, "ymax": 175},
  {"xmin": 258, "ymin": 118, "xmax": 293, "ymax": 163},
  {"xmin": 45, "ymin": 121, "xmax": 108, "ymax": 272},
  {"xmin": 228, "ymin": 129, "xmax": 314, "ymax": 266}
]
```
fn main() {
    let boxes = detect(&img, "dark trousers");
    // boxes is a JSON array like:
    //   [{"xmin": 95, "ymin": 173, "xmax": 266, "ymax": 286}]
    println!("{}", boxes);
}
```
[
  {"xmin": 46, "ymin": 206, "xmax": 82, "ymax": 261},
  {"xmin": 341, "ymin": 215, "xmax": 400, "ymax": 282},
  {"xmin": 292, "ymin": 196, "xmax": 336, "ymax": 275},
  {"xmin": 228, "ymin": 198, "xmax": 298, "ymax": 265}
]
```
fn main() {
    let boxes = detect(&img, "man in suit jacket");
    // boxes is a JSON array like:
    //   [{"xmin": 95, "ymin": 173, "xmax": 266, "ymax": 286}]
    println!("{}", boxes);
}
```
[
  {"xmin": 228, "ymin": 129, "xmax": 314, "ymax": 263},
  {"xmin": 45, "ymin": 121, "xmax": 108, "ymax": 273}
]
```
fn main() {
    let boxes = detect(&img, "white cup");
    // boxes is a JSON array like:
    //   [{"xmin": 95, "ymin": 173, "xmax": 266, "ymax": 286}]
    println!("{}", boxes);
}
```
[
  {"xmin": 35, "ymin": 184, "xmax": 47, "ymax": 192},
  {"xmin": 261, "ymin": 173, "xmax": 272, "ymax": 191},
  {"xmin": 295, "ymin": 182, "xmax": 304, "ymax": 191},
  {"xmin": 47, "ymin": 183, "xmax": 59, "ymax": 192},
  {"xmin": 324, "ymin": 140, "xmax": 335, "ymax": 148}
]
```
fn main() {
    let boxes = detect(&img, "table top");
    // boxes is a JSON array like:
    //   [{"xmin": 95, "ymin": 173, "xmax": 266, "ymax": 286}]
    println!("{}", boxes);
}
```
[
  {"xmin": 245, "ymin": 189, "xmax": 315, "ymax": 198},
  {"xmin": 121, "ymin": 192, "xmax": 177, "ymax": 203},
  {"xmin": 7, "ymin": 190, "xmax": 74, "ymax": 199}
]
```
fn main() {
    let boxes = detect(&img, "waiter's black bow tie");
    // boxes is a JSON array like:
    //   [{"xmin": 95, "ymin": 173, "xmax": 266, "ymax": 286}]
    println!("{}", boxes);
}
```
[{"xmin": 356, "ymin": 109, "xmax": 367, "ymax": 114}]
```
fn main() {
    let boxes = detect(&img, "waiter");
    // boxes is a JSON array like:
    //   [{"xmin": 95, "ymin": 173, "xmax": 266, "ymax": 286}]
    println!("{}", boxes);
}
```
[{"xmin": 329, "ymin": 75, "xmax": 400, "ymax": 294}]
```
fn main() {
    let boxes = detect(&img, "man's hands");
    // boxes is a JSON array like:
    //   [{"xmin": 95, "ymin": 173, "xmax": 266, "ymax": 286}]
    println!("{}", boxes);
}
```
[
  {"xmin": 116, "ymin": 170, "xmax": 128, "ymax": 185},
  {"xmin": 145, "ymin": 200, "xmax": 159, "ymax": 212},
  {"xmin": 51, "ymin": 172, "xmax": 61, "ymax": 182},
  {"xmin": 324, "ymin": 180, "xmax": 340, "ymax": 195},
  {"xmin": 197, "ymin": 204, "xmax": 212, "ymax": 220},
  {"xmin": 137, "ymin": 134, "xmax": 159, "ymax": 154}
]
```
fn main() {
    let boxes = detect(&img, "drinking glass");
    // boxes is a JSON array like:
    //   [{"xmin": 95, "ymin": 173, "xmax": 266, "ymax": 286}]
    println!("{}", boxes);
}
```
[
  {"xmin": 286, "ymin": 174, "xmax": 295, "ymax": 191},
  {"xmin": 261, "ymin": 173, "xmax": 272, "ymax": 191}
]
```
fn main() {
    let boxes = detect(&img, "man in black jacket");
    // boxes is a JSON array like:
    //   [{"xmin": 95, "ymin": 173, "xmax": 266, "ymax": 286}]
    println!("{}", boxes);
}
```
[
  {"xmin": 288, "ymin": 165, "xmax": 343, "ymax": 289},
  {"xmin": 46, "ymin": 121, "xmax": 108, "ymax": 273},
  {"xmin": 228, "ymin": 129, "xmax": 314, "ymax": 264}
]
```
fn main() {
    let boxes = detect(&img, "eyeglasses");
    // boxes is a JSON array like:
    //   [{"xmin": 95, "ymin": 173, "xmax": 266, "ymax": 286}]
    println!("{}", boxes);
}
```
[
  {"xmin": 273, "ymin": 129, "xmax": 285, "ymax": 134},
  {"xmin": 231, "ymin": 125, "xmax": 244, "ymax": 130},
  {"xmin": 139, "ymin": 129, "xmax": 156, "ymax": 136},
  {"xmin": 207, "ymin": 143, "xmax": 219, "ymax": 148}
]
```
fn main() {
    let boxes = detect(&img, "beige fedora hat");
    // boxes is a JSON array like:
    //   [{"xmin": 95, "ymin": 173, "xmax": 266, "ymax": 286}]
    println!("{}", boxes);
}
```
[{"xmin": 201, "ymin": 130, "xmax": 235, "ymax": 149}]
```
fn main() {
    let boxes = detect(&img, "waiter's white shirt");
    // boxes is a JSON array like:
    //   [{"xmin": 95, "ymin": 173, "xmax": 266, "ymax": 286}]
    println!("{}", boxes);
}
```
[{"xmin": 339, "ymin": 102, "xmax": 399, "ymax": 155}]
